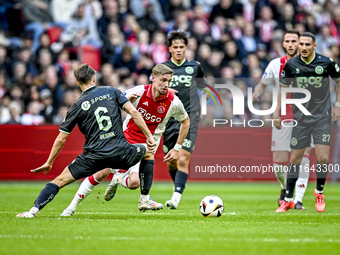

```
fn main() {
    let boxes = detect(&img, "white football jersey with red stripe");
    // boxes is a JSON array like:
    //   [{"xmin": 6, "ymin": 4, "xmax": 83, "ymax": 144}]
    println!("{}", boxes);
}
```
[
  {"xmin": 261, "ymin": 56, "xmax": 293, "ymax": 120},
  {"xmin": 123, "ymin": 84, "xmax": 188, "ymax": 148}
]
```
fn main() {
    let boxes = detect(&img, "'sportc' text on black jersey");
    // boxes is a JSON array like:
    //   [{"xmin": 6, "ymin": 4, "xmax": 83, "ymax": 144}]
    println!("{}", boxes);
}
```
[
  {"xmin": 280, "ymin": 53, "xmax": 340, "ymax": 125},
  {"xmin": 60, "ymin": 86, "xmax": 130, "ymax": 157},
  {"xmin": 162, "ymin": 58, "xmax": 205, "ymax": 116}
]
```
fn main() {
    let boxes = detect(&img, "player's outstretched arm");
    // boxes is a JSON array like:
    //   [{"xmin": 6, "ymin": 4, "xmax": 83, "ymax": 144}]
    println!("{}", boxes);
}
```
[
  {"xmin": 123, "ymin": 102, "xmax": 156, "ymax": 153},
  {"xmin": 332, "ymin": 80, "xmax": 340, "ymax": 122},
  {"xmin": 273, "ymin": 87, "xmax": 282, "ymax": 129},
  {"xmin": 163, "ymin": 116, "xmax": 190, "ymax": 162},
  {"xmin": 31, "ymin": 132, "xmax": 69, "ymax": 175},
  {"xmin": 252, "ymin": 82, "xmax": 266, "ymax": 102}
]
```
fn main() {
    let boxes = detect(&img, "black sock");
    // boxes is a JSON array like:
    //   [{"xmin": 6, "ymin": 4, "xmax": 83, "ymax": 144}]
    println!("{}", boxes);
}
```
[
  {"xmin": 286, "ymin": 163, "xmax": 300, "ymax": 199},
  {"xmin": 169, "ymin": 168, "xmax": 178, "ymax": 183},
  {"xmin": 316, "ymin": 161, "xmax": 328, "ymax": 192},
  {"xmin": 34, "ymin": 183, "xmax": 59, "ymax": 210},
  {"xmin": 139, "ymin": 160, "xmax": 154, "ymax": 195},
  {"xmin": 174, "ymin": 170, "xmax": 188, "ymax": 194}
]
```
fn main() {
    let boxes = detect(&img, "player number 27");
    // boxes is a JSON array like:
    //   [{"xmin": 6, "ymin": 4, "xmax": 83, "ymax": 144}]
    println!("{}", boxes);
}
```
[
  {"xmin": 95, "ymin": 107, "xmax": 112, "ymax": 131},
  {"xmin": 322, "ymin": 134, "xmax": 330, "ymax": 142}
]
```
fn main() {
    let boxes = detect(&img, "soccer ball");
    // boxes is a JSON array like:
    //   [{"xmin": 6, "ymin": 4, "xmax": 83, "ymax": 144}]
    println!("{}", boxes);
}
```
[{"xmin": 200, "ymin": 195, "xmax": 224, "ymax": 217}]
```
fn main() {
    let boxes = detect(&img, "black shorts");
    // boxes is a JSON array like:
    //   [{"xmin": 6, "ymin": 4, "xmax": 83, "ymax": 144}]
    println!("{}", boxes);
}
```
[
  {"xmin": 291, "ymin": 114, "xmax": 332, "ymax": 149},
  {"xmin": 163, "ymin": 117, "xmax": 199, "ymax": 154},
  {"xmin": 68, "ymin": 144, "xmax": 147, "ymax": 180}
]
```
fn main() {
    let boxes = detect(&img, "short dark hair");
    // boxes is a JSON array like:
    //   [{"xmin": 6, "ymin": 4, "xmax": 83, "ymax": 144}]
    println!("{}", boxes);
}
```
[
  {"xmin": 300, "ymin": 32, "xmax": 316, "ymax": 42},
  {"xmin": 283, "ymin": 29, "xmax": 300, "ymax": 39},
  {"xmin": 74, "ymin": 64, "xmax": 96, "ymax": 85},
  {"xmin": 167, "ymin": 30, "xmax": 188, "ymax": 46}
]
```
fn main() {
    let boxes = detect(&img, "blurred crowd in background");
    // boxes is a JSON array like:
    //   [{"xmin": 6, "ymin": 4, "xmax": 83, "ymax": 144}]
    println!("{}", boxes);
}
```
[{"xmin": 0, "ymin": 0, "xmax": 340, "ymax": 126}]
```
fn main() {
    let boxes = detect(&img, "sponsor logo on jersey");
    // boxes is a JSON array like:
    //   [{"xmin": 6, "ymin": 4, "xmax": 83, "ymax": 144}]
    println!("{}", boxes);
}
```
[
  {"xmin": 296, "ymin": 77, "xmax": 322, "ymax": 88},
  {"xmin": 157, "ymin": 105, "xmax": 166, "ymax": 114},
  {"xmin": 170, "ymin": 75, "xmax": 193, "ymax": 87},
  {"xmin": 143, "ymin": 101, "xmax": 148, "ymax": 106},
  {"xmin": 315, "ymin": 66, "xmax": 324, "ymax": 75},
  {"xmin": 81, "ymin": 101, "xmax": 91, "ymax": 111},
  {"xmin": 137, "ymin": 107, "xmax": 162, "ymax": 122},
  {"xmin": 281, "ymin": 70, "xmax": 286, "ymax": 77},
  {"xmin": 185, "ymin": 66, "xmax": 194, "ymax": 74}
]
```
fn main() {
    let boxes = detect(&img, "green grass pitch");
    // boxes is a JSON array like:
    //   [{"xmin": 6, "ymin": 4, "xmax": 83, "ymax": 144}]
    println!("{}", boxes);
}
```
[{"xmin": 0, "ymin": 181, "xmax": 339, "ymax": 255}]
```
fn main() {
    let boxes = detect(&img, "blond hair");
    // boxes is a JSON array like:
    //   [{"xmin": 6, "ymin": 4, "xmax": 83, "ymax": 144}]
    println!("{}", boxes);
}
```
[{"xmin": 152, "ymin": 64, "xmax": 174, "ymax": 76}]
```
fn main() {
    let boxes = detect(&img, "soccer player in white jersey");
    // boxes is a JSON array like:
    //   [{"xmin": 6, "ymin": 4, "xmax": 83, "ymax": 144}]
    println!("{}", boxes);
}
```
[
  {"xmin": 252, "ymin": 29, "xmax": 312, "ymax": 209},
  {"xmin": 61, "ymin": 64, "xmax": 190, "ymax": 216}
]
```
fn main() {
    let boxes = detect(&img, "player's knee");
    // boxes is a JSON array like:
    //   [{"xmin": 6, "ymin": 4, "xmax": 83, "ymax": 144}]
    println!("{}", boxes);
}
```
[
  {"xmin": 177, "ymin": 155, "xmax": 189, "ymax": 169},
  {"xmin": 128, "ymin": 173, "xmax": 140, "ymax": 189},
  {"xmin": 317, "ymin": 155, "xmax": 329, "ymax": 164},
  {"xmin": 94, "ymin": 168, "xmax": 110, "ymax": 181}
]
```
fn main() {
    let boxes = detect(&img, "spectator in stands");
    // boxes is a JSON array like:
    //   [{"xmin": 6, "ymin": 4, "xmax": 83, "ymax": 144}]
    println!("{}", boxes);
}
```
[
  {"xmin": 205, "ymin": 49, "xmax": 224, "ymax": 77},
  {"xmin": 222, "ymin": 40, "xmax": 241, "ymax": 66},
  {"xmin": 6, "ymin": 101, "xmax": 22, "ymax": 124},
  {"xmin": 316, "ymin": 25, "xmax": 338, "ymax": 53},
  {"xmin": 0, "ymin": 94, "xmax": 11, "ymax": 124},
  {"xmin": 277, "ymin": 3, "xmax": 296, "ymax": 31},
  {"xmin": 209, "ymin": 0, "xmax": 242, "ymax": 24},
  {"xmin": 20, "ymin": 101, "xmax": 44, "ymax": 125},
  {"xmin": 167, "ymin": 10, "xmax": 190, "ymax": 33},
  {"xmin": 101, "ymin": 22, "xmax": 125, "ymax": 64},
  {"xmin": 53, "ymin": 104, "xmax": 68, "ymax": 125},
  {"xmin": 136, "ymin": 54, "xmax": 154, "ymax": 76},
  {"xmin": 237, "ymin": 22, "xmax": 258, "ymax": 59},
  {"xmin": 137, "ymin": 4, "xmax": 161, "ymax": 37},
  {"xmin": 35, "ymin": 33, "xmax": 56, "ymax": 63},
  {"xmin": 40, "ymin": 66, "xmax": 64, "ymax": 109},
  {"xmin": 97, "ymin": 0, "xmax": 122, "ymax": 40},
  {"xmin": 131, "ymin": 0, "xmax": 165, "ymax": 25},
  {"xmin": 122, "ymin": 14, "xmax": 141, "ymax": 45},
  {"xmin": 98, "ymin": 63, "xmax": 115, "ymax": 86},
  {"xmin": 255, "ymin": 6, "xmax": 278, "ymax": 46},
  {"xmin": 61, "ymin": 71, "xmax": 78, "ymax": 91},
  {"xmin": 16, "ymin": 47, "xmax": 38, "ymax": 77},
  {"xmin": 40, "ymin": 89, "xmax": 55, "ymax": 124},
  {"xmin": 0, "ymin": 72, "xmax": 7, "ymax": 99},
  {"xmin": 113, "ymin": 46, "xmax": 137, "ymax": 78},
  {"xmin": 0, "ymin": 45, "xmax": 12, "ymax": 77},
  {"xmin": 11, "ymin": 62, "xmax": 27, "ymax": 87},
  {"xmin": 55, "ymin": 49, "xmax": 72, "ymax": 77},
  {"xmin": 60, "ymin": 3, "xmax": 102, "ymax": 48},
  {"xmin": 50, "ymin": 0, "xmax": 82, "ymax": 24},
  {"xmin": 36, "ymin": 49, "xmax": 53, "ymax": 74},
  {"xmin": 149, "ymin": 31, "xmax": 168, "ymax": 64},
  {"xmin": 162, "ymin": 0, "xmax": 187, "ymax": 22},
  {"xmin": 196, "ymin": 43, "xmax": 211, "ymax": 71}
]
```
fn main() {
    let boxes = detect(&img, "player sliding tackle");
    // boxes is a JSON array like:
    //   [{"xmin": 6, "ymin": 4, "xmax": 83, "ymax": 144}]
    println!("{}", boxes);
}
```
[
  {"xmin": 16, "ymin": 64, "xmax": 156, "ymax": 218},
  {"xmin": 61, "ymin": 64, "xmax": 190, "ymax": 216},
  {"xmin": 274, "ymin": 32, "xmax": 340, "ymax": 213}
]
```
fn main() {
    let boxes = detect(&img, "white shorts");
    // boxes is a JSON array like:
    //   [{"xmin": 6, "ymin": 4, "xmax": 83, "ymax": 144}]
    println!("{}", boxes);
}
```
[
  {"xmin": 271, "ymin": 122, "xmax": 315, "ymax": 151},
  {"xmin": 271, "ymin": 122, "xmax": 293, "ymax": 152}
]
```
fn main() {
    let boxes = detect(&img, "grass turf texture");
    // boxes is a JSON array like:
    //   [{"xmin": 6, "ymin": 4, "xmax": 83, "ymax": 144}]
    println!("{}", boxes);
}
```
[{"xmin": 0, "ymin": 181, "xmax": 339, "ymax": 255}]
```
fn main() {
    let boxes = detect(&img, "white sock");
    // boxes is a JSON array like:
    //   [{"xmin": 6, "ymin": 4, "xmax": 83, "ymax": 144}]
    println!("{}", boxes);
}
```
[
  {"xmin": 172, "ymin": 191, "xmax": 182, "ymax": 203},
  {"xmin": 120, "ymin": 176, "xmax": 129, "ymax": 188},
  {"xmin": 315, "ymin": 189, "xmax": 323, "ymax": 194},
  {"xmin": 294, "ymin": 157, "xmax": 310, "ymax": 203},
  {"xmin": 29, "ymin": 207, "xmax": 39, "ymax": 215},
  {"xmin": 284, "ymin": 197, "xmax": 293, "ymax": 202},
  {"xmin": 274, "ymin": 163, "xmax": 287, "ymax": 189},
  {"xmin": 68, "ymin": 176, "xmax": 100, "ymax": 210},
  {"xmin": 140, "ymin": 194, "xmax": 150, "ymax": 202}
]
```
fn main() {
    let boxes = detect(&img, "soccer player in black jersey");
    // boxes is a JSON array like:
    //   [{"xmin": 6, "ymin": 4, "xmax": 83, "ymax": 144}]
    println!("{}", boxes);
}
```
[
  {"xmin": 274, "ymin": 32, "xmax": 340, "ymax": 213},
  {"xmin": 161, "ymin": 31, "xmax": 207, "ymax": 209},
  {"xmin": 16, "ymin": 64, "xmax": 156, "ymax": 218}
]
